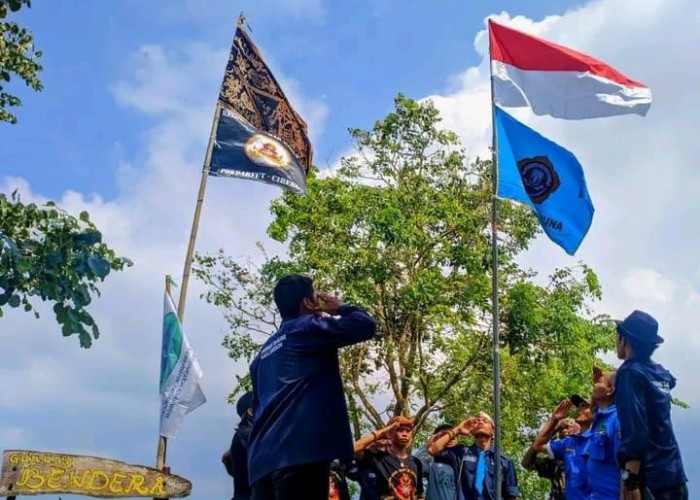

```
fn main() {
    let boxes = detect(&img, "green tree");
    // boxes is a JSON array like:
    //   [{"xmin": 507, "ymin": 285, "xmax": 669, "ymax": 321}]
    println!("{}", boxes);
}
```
[
  {"xmin": 0, "ymin": 191, "xmax": 132, "ymax": 347},
  {"xmin": 194, "ymin": 95, "xmax": 614, "ymax": 498},
  {"xmin": 0, "ymin": 0, "xmax": 42, "ymax": 124}
]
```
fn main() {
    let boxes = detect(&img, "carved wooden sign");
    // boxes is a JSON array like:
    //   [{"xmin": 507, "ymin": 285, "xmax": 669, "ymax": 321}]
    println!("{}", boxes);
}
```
[{"xmin": 0, "ymin": 450, "xmax": 191, "ymax": 498}]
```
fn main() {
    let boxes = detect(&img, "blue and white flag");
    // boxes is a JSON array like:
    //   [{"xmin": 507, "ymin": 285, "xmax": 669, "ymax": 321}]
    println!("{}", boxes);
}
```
[
  {"xmin": 159, "ymin": 291, "xmax": 206, "ymax": 439},
  {"xmin": 495, "ymin": 106, "xmax": 594, "ymax": 255}
]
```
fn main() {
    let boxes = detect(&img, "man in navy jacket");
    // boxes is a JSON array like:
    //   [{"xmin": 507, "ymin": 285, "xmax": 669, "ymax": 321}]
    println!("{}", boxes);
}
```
[
  {"xmin": 615, "ymin": 310, "xmax": 687, "ymax": 500},
  {"xmin": 247, "ymin": 275, "xmax": 377, "ymax": 500}
]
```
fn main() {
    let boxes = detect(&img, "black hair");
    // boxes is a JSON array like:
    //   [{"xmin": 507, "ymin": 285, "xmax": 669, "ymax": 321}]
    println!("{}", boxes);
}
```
[
  {"xmin": 433, "ymin": 424, "xmax": 453, "ymax": 435},
  {"xmin": 630, "ymin": 339, "xmax": 657, "ymax": 359},
  {"xmin": 621, "ymin": 334, "xmax": 658, "ymax": 360},
  {"xmin": 274, "ymin": 275, "xmax": 315, "ymax": 319}
]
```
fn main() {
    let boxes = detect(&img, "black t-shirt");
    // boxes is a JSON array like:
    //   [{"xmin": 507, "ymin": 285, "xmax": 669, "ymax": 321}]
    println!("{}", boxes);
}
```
[
  {"xmin": 329, "ymin": 463, "xmax": 351, "ymax": 500},
  {"xmin": 361, "ymin": 449, "xmax": 424, "ymax": 500},
  {"xmin": 229, "ymin": 418, "xmax": 253, "ymax": 500},
  {"xmin": 533, "ymin": 456, "xmax": 565, "ymax": 500}
]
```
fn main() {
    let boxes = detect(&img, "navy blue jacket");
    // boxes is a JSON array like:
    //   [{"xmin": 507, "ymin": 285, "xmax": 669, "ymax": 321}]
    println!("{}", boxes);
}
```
[
  {"xmin": 247, "ymin": 305, "xmax": 376, "ymax": 484},
  {"xmin": 615, "ymin": 357, "xmax": 687, "ymax": 489},
  {"xmin": 435, "ymin": 444, "xmax": 519, "ymax": 500}
]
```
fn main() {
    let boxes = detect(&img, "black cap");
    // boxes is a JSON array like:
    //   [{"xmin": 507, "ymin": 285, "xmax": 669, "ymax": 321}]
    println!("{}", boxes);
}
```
[
  {"xmin": 570, "ymin": 394, "xmax": 591, "ymax": 407},
  {"xmin": 236, "ymin": 391, "xmax": 254, "ymax": 417}
]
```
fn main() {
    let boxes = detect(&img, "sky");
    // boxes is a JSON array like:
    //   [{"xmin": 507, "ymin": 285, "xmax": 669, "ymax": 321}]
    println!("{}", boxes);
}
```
[{"xmin": 1, "ymin": 0, "xmax": 698, "ymax": 498}]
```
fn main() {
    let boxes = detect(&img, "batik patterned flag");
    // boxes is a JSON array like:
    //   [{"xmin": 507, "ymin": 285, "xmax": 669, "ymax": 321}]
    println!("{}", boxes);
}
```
[{"xmin": 208, "ymin": 25, "xmax": 312, "ymax": 194}]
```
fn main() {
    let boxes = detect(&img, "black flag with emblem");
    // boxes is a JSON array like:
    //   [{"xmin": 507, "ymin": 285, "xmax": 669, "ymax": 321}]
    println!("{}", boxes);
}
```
[{"xmin": 208, "ymin": 24, "xmax": 312, "ymax": 194}]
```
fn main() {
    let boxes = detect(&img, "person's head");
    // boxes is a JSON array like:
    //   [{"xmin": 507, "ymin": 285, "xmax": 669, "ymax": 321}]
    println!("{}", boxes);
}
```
[
  {"xmin": 273, "ymin": 275, "xmax": 316, "ymax": 319},
  {"xmin": 433, "ymin": 424, "xmax": 457, "ymax": 448},
  {"xmin": 615, "ymin": 310, "xmax": 663, "ymax": 361},
  {"xmin": 236, "ymin": 391, "xmax": 254, "ymax": 421},
  {"xmin": 569, "ymin": 394, "xmax": 593, "ymax": 428},
  {"xmin": 473, "ymin": 412, "xmax": 494, "ymax": 451},
  {"xmin": 556, "ymin": 418, "xmax": 580, "ymax": 438},
  {"xmin": 592, "ymin": 369, "xmax": 616, "ymax": 408},
  {"xmin": 387, "ymin": 416, "xmax": 415, "ymax": 450}
]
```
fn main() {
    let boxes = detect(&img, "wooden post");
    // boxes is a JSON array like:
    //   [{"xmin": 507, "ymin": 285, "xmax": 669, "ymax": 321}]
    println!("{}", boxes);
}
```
[
  {"xmin": 176, "ymin": 103, "xmax": 222, "ymax": 324},
  {"xmin": 155, "ymin": 276, "xmax": 171, "ymax": 500}
]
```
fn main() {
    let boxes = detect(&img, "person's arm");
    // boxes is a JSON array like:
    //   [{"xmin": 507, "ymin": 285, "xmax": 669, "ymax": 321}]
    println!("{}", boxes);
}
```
[
  {"xmin": 428, "ymin": 418, "xmax": 476, "ymax": 456},
  {"xmin": 306, "ymin": 294, "xmax": 377, "ymax": 349},
  {"xmin": 520, "ymin": 446, "xmax": 538, "ymax": 470},
  {"xmin": 616, "ymin": 367, "xmax": 648, "ymax": 500},
  {"xmin": 354, "ymin": 422, "xmax": 397, "ymax": 455},
  {"xmin": 533, "ymin": 400, "xmax": 571, "ymax": 454},
  {"xmin": 504, "ymin": 458, "xmax": 519, "ymax": 499},
  {"xmin": 221, "ymin": 449, "xmax": 233, "ymax": 476}
]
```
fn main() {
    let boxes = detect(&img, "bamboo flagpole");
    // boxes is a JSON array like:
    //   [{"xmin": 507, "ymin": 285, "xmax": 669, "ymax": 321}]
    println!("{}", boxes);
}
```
[
  {"xmin": 176, "ymin": 102, "xmax": 223, "ymax": 323},
  {"xmin": 488, "ymin": 21, "xmax": 503, "ymax": 500},
  {"xmin": 155, "ymin": 275, "xmax": 171, "ymax": 500}
]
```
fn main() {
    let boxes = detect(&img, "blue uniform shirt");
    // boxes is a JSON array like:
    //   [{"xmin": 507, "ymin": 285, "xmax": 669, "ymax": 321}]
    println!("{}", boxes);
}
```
[
  {"xmin": 247, "ymin": 305, "xmax": 376, "ymax": 484},
  {"xmin": 615, "ymin": 358, "xmax": 687, "ymax": 489},
  {"xmin": 435, "ymin": 444, "xmax": 519, "ymax": 500},
  {"xmin": 548, "ymin": 431, "xmax": 592, "ymax": 500},
  {"xmin": 584, "ymin": 406, "xmax": 620, "ymax": 500}
]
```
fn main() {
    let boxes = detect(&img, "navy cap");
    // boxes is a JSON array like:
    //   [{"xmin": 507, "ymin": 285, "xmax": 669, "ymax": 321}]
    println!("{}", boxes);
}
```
[{"xmin": 615, "ymin": 310, "xmax": 664, "ymax": 345}]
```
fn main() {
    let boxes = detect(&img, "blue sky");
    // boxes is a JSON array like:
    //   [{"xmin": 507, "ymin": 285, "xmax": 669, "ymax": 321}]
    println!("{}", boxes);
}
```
[{"xmin": 1, "ymin": 0, "xmax": 698, "ymax": 499}]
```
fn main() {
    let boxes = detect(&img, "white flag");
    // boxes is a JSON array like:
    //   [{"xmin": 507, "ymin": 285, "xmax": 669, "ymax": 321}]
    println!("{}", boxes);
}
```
[{"xmin": 159, "ymin": 291, "xmax": 206, "ymax": 438}]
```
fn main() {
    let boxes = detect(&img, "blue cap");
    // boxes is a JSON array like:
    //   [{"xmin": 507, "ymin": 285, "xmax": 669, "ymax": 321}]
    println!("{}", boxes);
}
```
[{"xmin": 615, "ymin": 310, "xmax": 664, "ymax": 346}]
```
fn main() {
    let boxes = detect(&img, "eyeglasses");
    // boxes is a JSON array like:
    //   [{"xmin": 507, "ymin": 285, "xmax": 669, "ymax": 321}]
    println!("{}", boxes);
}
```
[{"xmin": 473, "ymin": 433, "xmax": 491, "ymax": 439}]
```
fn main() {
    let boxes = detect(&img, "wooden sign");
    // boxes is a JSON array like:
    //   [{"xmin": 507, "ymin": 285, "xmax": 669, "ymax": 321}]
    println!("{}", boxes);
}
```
[{"xmin": 0, "ymin": 450, "xmax": 191, "ymax": 498}]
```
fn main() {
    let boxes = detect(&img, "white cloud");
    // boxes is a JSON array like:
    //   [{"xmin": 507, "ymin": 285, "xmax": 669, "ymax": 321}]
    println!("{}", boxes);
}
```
[{"xmin": 622, "ymin": 268, "xmax": 678, "ymax": 304}]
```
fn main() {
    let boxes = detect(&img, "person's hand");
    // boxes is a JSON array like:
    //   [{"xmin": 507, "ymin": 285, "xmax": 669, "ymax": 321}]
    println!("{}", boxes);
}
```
[
  {"xmin": 456, "ymin": 417, "xmax": 478, "ymax": 436},
  {"xmin": 316, "ymin": 292, "xmax": 341, "ymax": 315},
  {"xmin": 221, "ymin": 450, "xmax": 231, "ymax": 464},
  {"xmin": 372, "ymin": 420, "xmax": 399, "ymax": 441},
  {"xmin": 552, "ymin": 399, "xmax": 572, "ymax": 422},
  {"xmin": 593, "ymin": 365, "xmax": 604, "ymax": 383}
]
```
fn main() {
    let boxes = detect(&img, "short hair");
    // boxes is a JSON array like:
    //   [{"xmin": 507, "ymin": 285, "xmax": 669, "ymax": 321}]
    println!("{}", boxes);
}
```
[
  {"xmin": 433, "ymin": 424, "xmax": 453, "ymax": 435},
  {"xmin": 628, "ymin": 336, "xmax": 658, "ymax": 359},
  {"xmin": 273, "ymin": 275, "xmax": 314, "ymax": 319},
  {"xmin": 477, "ymin": 412, "xmax": 494, "ymax": 429}
]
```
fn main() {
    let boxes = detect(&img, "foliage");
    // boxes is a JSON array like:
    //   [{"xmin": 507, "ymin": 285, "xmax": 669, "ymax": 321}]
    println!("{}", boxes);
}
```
[
  {"xmin": 0, "ymin": 191, "xmax": 132, "ymax": 347},
  {"xmin": 0, "ymin": 0, "xmax": 43, "ymax": 124},
  {"xmin": 195, "ymin": 95, "xmax": 615, "ymax": 498}
]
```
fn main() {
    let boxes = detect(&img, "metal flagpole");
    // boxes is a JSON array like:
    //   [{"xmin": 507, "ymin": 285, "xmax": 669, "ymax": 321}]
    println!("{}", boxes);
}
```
[{"xmin": 488, "ymin": 21, "xmax": 503, "ymax": 500}]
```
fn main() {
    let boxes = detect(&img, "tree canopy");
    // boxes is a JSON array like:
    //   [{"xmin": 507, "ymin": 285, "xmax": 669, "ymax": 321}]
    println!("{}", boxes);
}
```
[
  {"xmin": 0, "ymin": 0, "xmax": 42, "ymax": 124},
  {"xmin": 195, "ymin": 95, "xmax": 614, "ymax": 498},
  {"xmin": 0, "ymin": 191, "xmax": 132, "ymax": 347}
]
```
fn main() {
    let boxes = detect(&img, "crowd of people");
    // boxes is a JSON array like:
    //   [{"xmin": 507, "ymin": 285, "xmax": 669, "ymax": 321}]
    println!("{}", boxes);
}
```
[{"xmin": 221, "ymin": 275, "xmax": 688, "ymax": 500}]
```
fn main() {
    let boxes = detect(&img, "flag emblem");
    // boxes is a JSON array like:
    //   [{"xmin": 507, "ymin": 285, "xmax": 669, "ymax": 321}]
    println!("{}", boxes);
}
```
[
  {"xmin": 244, "ymin": 134, "xmax": 292, "ymax": 168},
  {"xmin": 517, "ymin": 156, "xmax": 560, "ymax": 203}
]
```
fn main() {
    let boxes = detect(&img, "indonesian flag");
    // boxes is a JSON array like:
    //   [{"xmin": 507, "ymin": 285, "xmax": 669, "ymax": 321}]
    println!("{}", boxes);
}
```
[{"xmin": 489, "ymin": 20, "xmax": 652, "ymax": 120}]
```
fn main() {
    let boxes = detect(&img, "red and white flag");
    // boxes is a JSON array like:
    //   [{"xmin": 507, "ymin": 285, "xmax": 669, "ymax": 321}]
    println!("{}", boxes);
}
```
[{"xmin": 489, "ymin": 19, "xmax": 652, "ymax": 120}]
